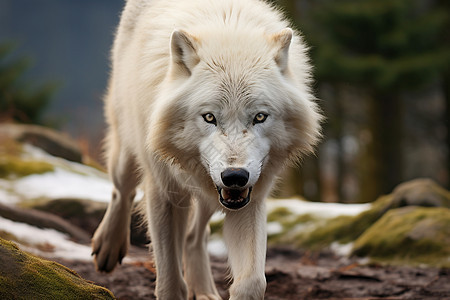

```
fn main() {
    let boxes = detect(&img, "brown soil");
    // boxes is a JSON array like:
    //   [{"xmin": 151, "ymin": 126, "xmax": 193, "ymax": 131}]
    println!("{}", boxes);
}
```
[{"xmin": 55, "ymin": 246, "xmax": 450, "ymax": 300}]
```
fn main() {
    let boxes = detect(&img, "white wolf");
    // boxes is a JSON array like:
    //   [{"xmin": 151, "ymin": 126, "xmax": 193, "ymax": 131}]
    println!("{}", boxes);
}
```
[{"xmin": 92, "ymin": 0, "xmax": 322, "ymax": 299}]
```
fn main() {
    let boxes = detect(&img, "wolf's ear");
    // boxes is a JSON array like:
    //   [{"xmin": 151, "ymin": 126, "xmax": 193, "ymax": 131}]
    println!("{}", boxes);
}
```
[
  {"xmin": 269, "ymin": 28, "xmax": 293, "ymax": 74},
  {"xmin": 170, "ymin": 30, "xmax": 200, "ymax": 76}
]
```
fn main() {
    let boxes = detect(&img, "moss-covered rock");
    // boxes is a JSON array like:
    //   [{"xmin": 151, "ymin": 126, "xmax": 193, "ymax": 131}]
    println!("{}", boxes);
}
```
[
  {"xmin": 0, "ymin": 123, "xmax": 82, "ymax": 163},
  {"xmin": 0, "ymin": 154, "xmax": 54, "ymax": 178},
  {"xmin": 267, "ymin": 207, "xmax": 318, "ymax": 245},
  {"xmin": 296, "ymin": 179, "xmax": 450, "ymax": 249},
  {"xmin": 0, "ymin": 238, "xmax": 115, "ymax": 299},
  {"xmin": 295, "ymin": 196, "xmax": 392, "ymax": 248},
  {"xmin": 352, "ymin": 206, "xmax": 450, "ymax": 267},
  {"xmin": 0, "ymin": 137, "xmax": 54, "ymax": 178},
  {"xmin": 389, "ymin": 179, "xmax": 450, "ymax": 208},
  {"xmin": 0, "ymin": 202, "xmax": 90, "ymax": 243}
]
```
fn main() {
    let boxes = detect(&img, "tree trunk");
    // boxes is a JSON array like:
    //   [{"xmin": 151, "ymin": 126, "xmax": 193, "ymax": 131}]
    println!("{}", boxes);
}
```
[{"xmin": 371, "ymin": 92, "xmax": 403, "ymax": 196}]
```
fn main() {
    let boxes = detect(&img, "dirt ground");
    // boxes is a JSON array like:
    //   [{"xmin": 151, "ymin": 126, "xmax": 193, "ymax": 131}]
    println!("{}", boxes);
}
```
[{"xmin": 56, "ymin": 246, "xmax": 449, "ymax": 300}]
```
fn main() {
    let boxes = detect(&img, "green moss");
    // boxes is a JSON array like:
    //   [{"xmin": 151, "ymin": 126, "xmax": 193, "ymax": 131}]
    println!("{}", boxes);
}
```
[
  {"xmin": 297, "ymin": 180, "xmax": 450, "ymax": 250},
  {"xmin": 294, "ymin": 196, "xmax": 392, "ymax": 249},
  {"xmin": 268, "ymin": 207, "xmax": 317, "ymax": 226},
  {"xmin": 426, "ymin": 184, "xmax": 450, "ymax": 207},
  {"xmin": 0, "ymin": 238, "xmax": 115, "ymax": 299},
  {"xmin": 352, "ymin": 207, "xmax": 450, "ymax": 267},
  {"xmin": 267, "ymin": 207, "xmax": 292, "ymax": 223},
  {"xmin": 286, "ymin": 214, "xmax": 317, "ymax": 227},
  {"xmin": 296, "ymin": 215, "xmax": 356, "ymax": 248},
  {"xmin": 209, "ymin": 219, "xmax": 224, "ymax": 235},
  {"xmin": 0, "ymin": 230, "xmax": 17, "ymax": 242},
  {"xmin": 0, "ymin": 137, "xmax": 55, "ymax": 178},
  {"xmin": 269, "ymin": 180, "xmax": 450, "ymax": 267},
  {"xmin": 17, "ymin": 197, "xmax": 51, "ymax": 208},
  {"xmin": 0, "ymin": 155, "xmax": 54, "ymax": 178},
  {"xmin": 268, "ymin": 211, "xmax": 319, "ymax": 245},
  {"xmin": 0, "ymin": 230, "xmax": 36, "ymax": 249}
]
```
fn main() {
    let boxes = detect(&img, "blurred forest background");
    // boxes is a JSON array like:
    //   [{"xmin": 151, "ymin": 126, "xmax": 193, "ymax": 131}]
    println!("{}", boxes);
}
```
[{"xmin": 1, "ymin": 0, "xmax": 449, "ymax": 204}]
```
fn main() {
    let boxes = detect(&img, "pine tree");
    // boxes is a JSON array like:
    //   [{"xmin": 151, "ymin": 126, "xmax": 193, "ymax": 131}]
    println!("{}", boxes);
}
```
[
  {"xmin": 0, "ymin": 43, "xmax": 58, "ymax": 125},
  {"xmin": 302, "ymin": 0, "xmax": 450, "ymax": 201}
]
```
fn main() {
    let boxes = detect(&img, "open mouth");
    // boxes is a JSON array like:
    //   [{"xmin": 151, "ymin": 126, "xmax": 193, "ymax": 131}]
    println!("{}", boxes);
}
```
[{"xmin": 216, "ymin": 186, "xmax": 252, "ymax": 210}]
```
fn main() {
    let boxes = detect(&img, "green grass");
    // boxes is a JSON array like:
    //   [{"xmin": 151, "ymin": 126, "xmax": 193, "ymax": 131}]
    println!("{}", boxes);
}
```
[{"xmin": 209, "ymin": 218, "xmax": 224, "ymax": 236}]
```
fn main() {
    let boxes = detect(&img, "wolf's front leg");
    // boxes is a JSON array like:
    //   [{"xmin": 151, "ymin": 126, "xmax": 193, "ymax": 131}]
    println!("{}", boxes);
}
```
[
  {"xmin": 223, "ymin": 200, "xmax": 267, "ymax": 300},
  {"xmin": 183, "ymin": 201, "xmax": 221, "ymax": 300},
  {"xmin": 92, "ymin": 147, "xmax": 139, "ymax": 272},
  {"xmin": 146, "ymin": 180, "xmax": 190, "ymax": 300}
]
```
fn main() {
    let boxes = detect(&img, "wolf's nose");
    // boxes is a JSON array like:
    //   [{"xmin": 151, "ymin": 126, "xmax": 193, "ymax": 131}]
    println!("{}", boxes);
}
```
[{"xmin": 221, "ymin": 168, "xmax": 249, "ymax": 188}]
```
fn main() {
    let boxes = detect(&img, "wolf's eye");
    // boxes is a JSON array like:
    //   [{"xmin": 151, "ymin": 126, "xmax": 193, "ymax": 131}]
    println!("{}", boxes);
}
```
[
  {"xmin": 253, "ymin": 113, "xmax": 268, "ymax": 125},
  {"xmin": 202, "ymin": 113, "xmax": 217, "ymax": 125}
]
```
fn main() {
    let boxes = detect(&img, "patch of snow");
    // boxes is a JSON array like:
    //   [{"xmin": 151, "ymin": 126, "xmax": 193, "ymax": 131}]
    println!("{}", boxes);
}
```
[
  {"xmin": 267, "ymin": 222, "xmax": 283, "ymax": 235},
  {"xmin": 22, "ymin": 144, "xmax": 107, "ymax": 179},
  {"xmin": 0, "ymin": 143, "xmax": 376, "ymax": 262},
  {"xmin": 207, "ymin": 238, "xmax": 227, "ymax": 257},
  {"xmin": 356, "ymin": 257, "xmax": 370, "ymax": 265},
  {"xmin": 1, "ymin": 144, "xmax": 145, "ymax": 205},
  {"xmin": 0, "ymin": 179, "xmax": 20, "ymax": 204},
  {"xmin": 267, "ymin": 198, "xmax": 370, "ymax": 219},
  {"xmin": 210, "ymin": 211, "xmax": 225, "ymax": 223},
  {"xmin": 13, "ymin": 167, "xmax": 113, "ymax": 203},
  {"xmin": 0, "ymin": 216, "xmax": 93, "ymax": 261},
  {"xmin": 330, "ymin": 242, "xmax": 353, "ymax": 257},
  {"xmin": 290, "ymin": 222, "xmax": 320, "ymax": 236}
]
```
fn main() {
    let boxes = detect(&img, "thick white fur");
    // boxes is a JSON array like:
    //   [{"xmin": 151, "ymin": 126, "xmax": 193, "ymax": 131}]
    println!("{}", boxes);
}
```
[{"xmin": 92, "ymin": 0, "xmax": 322, "ymax": 299}]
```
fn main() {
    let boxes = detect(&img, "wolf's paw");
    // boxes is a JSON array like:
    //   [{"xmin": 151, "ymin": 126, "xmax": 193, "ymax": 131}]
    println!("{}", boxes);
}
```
[
  {"xmin": 228, "ymin": 274, "xmax": 266, "ymax": 300},
  {"xmin": 91, "ymin": 224, "xmax": 129, "ymax": 272}
]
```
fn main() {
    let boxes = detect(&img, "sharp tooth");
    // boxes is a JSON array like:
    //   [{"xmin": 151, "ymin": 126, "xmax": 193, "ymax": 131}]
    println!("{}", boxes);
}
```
[
  {"xmin": 241, "ymin": 188, "xmax": 249, "ymax": 198},
  {"xmin": 221, "ymin": 189, "xmax": 229, "ymax": 200}
]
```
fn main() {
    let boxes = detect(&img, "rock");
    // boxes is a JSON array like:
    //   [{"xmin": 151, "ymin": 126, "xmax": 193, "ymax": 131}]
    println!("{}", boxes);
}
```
[
  {"xmin": 30, "ymin": 198, "xmax": 107, "ymax": 236},
  {"xmin": 296, "ymin": 179, "xmax": 450, "ymax": 249},
  {"xmin": 352, "ymin": 206, "xmax": 450, "ymax": 267},
  {"xmin": 0, "ymin": 202, "xmax": 90, "ymax": 243},
  {"xmin": 389, "ymin": 178, "xmax": 450, "ymax": 208},
  {"xmin": 297, "ymin": 265, "xmax": 332, "ymax": 280},
  {"xmin": 31, "ymin": 198, "xmax": 149, "ymax": 246},
  {"xmin": 0, "ymin": 123, "xmax": 82, "ymax": 163},
  {"xmin": 0, "ymin": 238, "xmax": 115, "ymax": 299}
]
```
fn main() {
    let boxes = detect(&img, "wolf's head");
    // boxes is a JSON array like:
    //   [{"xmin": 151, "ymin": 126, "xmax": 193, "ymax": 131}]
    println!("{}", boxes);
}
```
[{"xmin": 148, "ymin": 27, "xmax": 322, "ymax": 210}]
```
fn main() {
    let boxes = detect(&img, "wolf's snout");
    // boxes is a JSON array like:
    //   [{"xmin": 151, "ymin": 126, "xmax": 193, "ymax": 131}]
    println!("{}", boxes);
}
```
[{"xmin": 221, "ymin": 168, "xmax": 249, "ymax": 187}]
